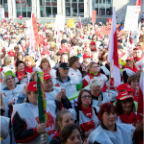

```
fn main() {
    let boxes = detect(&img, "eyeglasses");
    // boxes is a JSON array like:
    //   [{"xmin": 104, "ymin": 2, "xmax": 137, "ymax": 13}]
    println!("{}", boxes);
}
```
[
  {"xmin": 91, "ymin": 88, "xmax": 101, "ymax": 93},
  {"xmin": 6, "ymin": 77, "xmax": 14, "ymax": 81},
  {"xmin": 81, "ymin": 95, "xmax": 92, "ymax": 99}
]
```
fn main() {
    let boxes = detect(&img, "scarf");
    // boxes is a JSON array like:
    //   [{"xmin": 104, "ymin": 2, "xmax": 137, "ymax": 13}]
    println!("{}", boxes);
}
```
[
  {"xmin": 25, "ymin": 66, "xmax": 33, "ymax": 73},
  {"xmin": 81, "ymin": 106, "xmax": 93, "ymax": 119},
  {"xmin": 17, "ymin": 71, "xmax": 25, "ymax": 81},
  {"xmin": 52, "ymin": 130, "xmax": 59, "ymax": 138},
  {"xmin": 78, "ymin": 54, "xmax": 83, "ymax": 58},
  {"xmin": 119, "ymin": 111, "xmax": 137, "ymax": 124},
  {"xmin": 124, "ymin": 66, "xmax": 138, "ymax": 73},
  {"xmin": 89, "ymin": 71, "xmax": 101, "ymax": 76},
  {"xmin": 134, "ymin": 56, "xmax": 143, "ymax": 62}
]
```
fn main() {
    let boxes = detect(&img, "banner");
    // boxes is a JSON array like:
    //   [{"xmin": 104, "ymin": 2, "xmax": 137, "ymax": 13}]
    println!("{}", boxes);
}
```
[
  {"xmin": 124, "ymin": 6, "xmax": 140, "ymax": 32},
  {"xmin": 92, "ymin": 10, "xmax": 96, "ymax": 23}
]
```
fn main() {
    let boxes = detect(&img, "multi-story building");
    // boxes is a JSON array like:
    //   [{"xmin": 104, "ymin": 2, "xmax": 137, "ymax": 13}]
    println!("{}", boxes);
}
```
[{"xmin": 0, "ymin": 0, "xmax": 144, "ymax": 23}]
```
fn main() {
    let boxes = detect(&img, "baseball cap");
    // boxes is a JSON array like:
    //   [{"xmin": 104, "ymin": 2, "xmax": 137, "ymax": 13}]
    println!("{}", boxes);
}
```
[
  {"xmin": 116, "ymin": 91, "xmax": 133, "ymax": 100},
  {"xmin": 90, "ymin": 41, "xmax": 96, "ymax": 45},
  {"xmin": 83, "ymin": 53, "xmax": 91, "ymax": 58},
  {"xmin": 8, "ymin": 51, "xmax": 15, "ymax": 56},
  {"xmin": 59, "ymin": 63, "xmax": 70, "ymax": 69},
  {"xmin": 43, "ymin": 72, "xmax": 52, "ymax": 80},
  {"xmin": 117, "ymin": 83, "xmax": 134, "ymax": 93},
  {"xmin": 27, "ymin": 81, "xmax": 37, "ymax": 91},
  {"xmin": 127, "ymin": 56, "xmax": 134, "ymax": 61},
  {"xmin": 133, "ymin": 46, "xmax": 142, "ymax": 51}
]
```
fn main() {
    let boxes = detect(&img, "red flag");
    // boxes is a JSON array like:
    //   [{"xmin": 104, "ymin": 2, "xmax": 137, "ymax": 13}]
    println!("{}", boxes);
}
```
[
  {"xmin": 32, "ymin": 13, "xmax": 40, "ymax": 45},
  {"xmin": 107, "ymin": 7, "xmax": 121, "ymax": 87},
  {"xmin": 79, "ymin": 17, "xmax": 82, "ymax": 29},
  {"xmin": 135, "ymin": 0, "xmax": 141, "ymax": 13}
]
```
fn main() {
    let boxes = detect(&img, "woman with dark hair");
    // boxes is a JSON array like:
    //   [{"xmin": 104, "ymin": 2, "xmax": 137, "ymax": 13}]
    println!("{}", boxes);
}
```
[
  {"xmin": 122, "ymin": 57, "xmax": 139, "ymax": 83},
  {"xmin": 116, "ymin": 91, "xmax": 137, "ymax": 124},
  {"xmin": 69, "ymin": 89, "xmax": 99, "ymax": 138},
  {"xmin": 92, "ymin": 34, "xmax": 97, "ymax": 42},
  {"xmin": 39, "ymin": 58, "xmax": 56, "ymax": 78},
  {"xmin": 88, "ymin": 102, "xmax": 136, "ymax": 144},
  {"xmin": 127, "ymin": 74, "xmax": 140, "ymax": 102},
  {"xmin": 15, "ymin": 61, "xmax": 31, "ymax": 85},
  {"xmin": 60, "ymin": 124, "xmax": 82, "ymax": 144},
  {"xmin": 50, "ymin": 110, "xmax": 74, "ymax": 144}
]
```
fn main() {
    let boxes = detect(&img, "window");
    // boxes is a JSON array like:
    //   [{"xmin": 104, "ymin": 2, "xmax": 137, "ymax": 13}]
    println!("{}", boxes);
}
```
[
  {"xmin": 40, "ymin": 0, "xmax": 57, "ymax": 17},
  {"xmin": 65, "ymin": 0, "xmax": 84, "ymax": 17},
  {"xmin": 93, "ymin": 0, "xmax": 112, "ymax": 16},
  {"xmin": 16, "ymin": 0, "xmax": 32, "ymax": 17}
]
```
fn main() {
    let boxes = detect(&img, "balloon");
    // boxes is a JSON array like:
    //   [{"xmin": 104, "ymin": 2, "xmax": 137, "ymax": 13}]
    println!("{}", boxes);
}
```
[
  {"xmin": 3, "ymin": 19, "xmax": 6, "ymax": 23},
  {"xmin": 18, "ymin": 15, "xmax": 23, "ymax": 19}
]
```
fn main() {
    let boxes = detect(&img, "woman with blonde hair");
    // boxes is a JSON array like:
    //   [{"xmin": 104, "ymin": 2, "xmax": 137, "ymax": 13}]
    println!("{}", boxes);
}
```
[
  {"xmin": 24, "ymin": 56, "xmax": 40, "ymax": 73},
  {"xmin": 2, "ymin": 56, "xmax": 15, "ymax": 75},
  {"xmin": 39, "ymin": 58, "xmax": 56, "ymax": 78}
]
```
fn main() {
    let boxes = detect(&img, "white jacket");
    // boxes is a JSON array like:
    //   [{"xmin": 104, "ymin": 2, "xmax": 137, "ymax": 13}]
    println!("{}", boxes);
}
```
[
  {"xmin": 88, "ymin": 124, "xmax": 135, "ymax": 144},
  {"xmin": 69, "ymin": 107, "xmax": 99, "ymax": 133},
  {"xmin": 68, "ymin": 68, "xmax": 82, "ymax": 84},
  {"xmin": 1, "ymin": 84, "xmax": 25, "ymax": 117},
  {"xmin": 12, "ymin": 101, "xmax": 57, "ymax": 143}
]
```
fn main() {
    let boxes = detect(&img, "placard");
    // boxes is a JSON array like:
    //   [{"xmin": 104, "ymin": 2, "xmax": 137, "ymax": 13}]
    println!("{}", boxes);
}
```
[
  {"xmin": 124, "ymin": 6, "xmax": 140, "ymax": 32},
  {"xmin": 92, "ymin": 10, "xmax": 96, "ymax": 23}
]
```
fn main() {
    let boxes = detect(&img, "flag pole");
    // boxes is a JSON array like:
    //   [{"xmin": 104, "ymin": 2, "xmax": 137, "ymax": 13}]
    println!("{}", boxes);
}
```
[
  {"xmin": 108, "ymin": 64, "xmax": 111, "ymax": 97},
  {"xmin": 126, "ymin": 31, "xmax": 130, "ymax": 57}
]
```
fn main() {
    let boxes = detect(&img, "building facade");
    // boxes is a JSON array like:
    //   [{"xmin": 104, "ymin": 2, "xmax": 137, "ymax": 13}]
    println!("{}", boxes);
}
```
[{"xmin": 0, "ymin": 0, "xmax": 144, "ymax": 23}]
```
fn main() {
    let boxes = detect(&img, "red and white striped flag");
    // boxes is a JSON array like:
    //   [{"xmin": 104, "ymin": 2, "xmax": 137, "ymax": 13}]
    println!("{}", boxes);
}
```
[
  {"xmin": 135, "ymin": 0, "xmax": 141, "ymax": 13},
  {"xmin": 107, "ymin": 7, "xmax": 121, "ymax": 87},
  {"xmin": 79, "ymin": 17, "xmax": 82, "ymax": 29},
  {"xmin": 56, "ymin": 27, "xmax": 60, "ymax": 44}
]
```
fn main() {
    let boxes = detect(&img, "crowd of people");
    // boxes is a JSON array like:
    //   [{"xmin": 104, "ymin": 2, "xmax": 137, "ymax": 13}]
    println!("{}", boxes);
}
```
[{"xmin": 0, "ymin": 17, "xmax": 144, "ymax": 144}]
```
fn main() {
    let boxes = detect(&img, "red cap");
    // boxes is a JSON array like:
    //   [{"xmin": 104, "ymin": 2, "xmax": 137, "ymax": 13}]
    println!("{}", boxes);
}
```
[
  {"xmin": 43, "ymin": 72, "xmax": 52, "ymax": 80},
  {"xmin": 41, "ymin": 50, "xmax": 50, "ymax": 55},
  {"xmin": 116, "ymin": 91, "xmax": 133, "ymax": 100},
  {"xmin": 8, "ymin": 51, "xmax": 15, "ymax": 56},
  {"xmin": 90, "ymin": 41, "xmax": 96, "ymax": 45},
  {"xmin": 83, "ymin": 53, "xmax": 91, "ymax": 58},
  {"xmin": 117, "ymin": 83, "xmax": 134, "ymax": 93},
  {"xmin": 133, "ymin": 46, "xmax": 142, "ymax": 51},
  {"xmin": 27, "ymin": 81, "xmax": 37, "ymax": 91},
  {"xmin": 127, "ymin": 56, "xmax": 134, "ymax": 61}
]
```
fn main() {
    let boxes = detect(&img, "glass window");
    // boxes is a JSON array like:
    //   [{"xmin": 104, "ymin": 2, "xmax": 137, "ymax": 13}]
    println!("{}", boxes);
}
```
[
  {"xmin": 16, "ymin": 0, "xmax": 32, "ymax": 17},
  {"xmin": 40, "ymin": 0, "xmax": 57, "ymax": 17},
  {"xmin": 65, "ymin": 0, "xmax": 84, "ymax": 17},
  {"xmin": 93, "ymin": 0, "xmax": 112, "ymax": 16}
]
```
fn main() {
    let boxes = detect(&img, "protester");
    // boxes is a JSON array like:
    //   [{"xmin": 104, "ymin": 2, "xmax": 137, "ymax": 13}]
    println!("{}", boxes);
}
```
[
  {"xmin": 43, "ymin": 72, "xmax": 71, "ymax": 110},
  {"xmin": 127, "ymin": 74, "xmax": 140, "ymax": 102},
  {"xmin": 69, "ymin": 89, "xmax": 99, "ymax": 138},
  {"xmin": 83, "ymin": 61, "xmax": 108, "ymax": 92},
  {"xmin": 68, "ymin": 56, "xmax": 83, "ymax": 90},
  {"xmin": 53, "ymin": 63, "xmax": 77, "ymax": 98},
  {"xmin": 90, "ymin": 78, "xmax": 111, "ymax": 107},
  {"xmin": 39, "ymin": 58, "xmax": 56, "ymax": 78},
  {"xmin": 122, "ymin": 56, "xmax": 139, "ymax": 83},
  {"xmin": 50, "ymin": 110, "xmax": 74, "ymax": 144},
  {"xmin": 15, "ymin": 61, "xmax": 31, "ymax": 85},
  {"xmin": 88, "ymin": 103, "xmax": 136, "ymax": 144},
  {"xmin": 12, "ymin": 81, "xmax": 58, "ymax": 143}
]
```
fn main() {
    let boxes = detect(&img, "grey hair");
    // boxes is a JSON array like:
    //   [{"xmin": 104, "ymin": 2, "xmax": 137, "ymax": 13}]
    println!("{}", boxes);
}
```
[
  {"xmin": 90, "ymin": 77, "xmax": 102, "ymax": 88},
  {"xmin": 3, "ymin": 75, "xmax": 16, "ymax": 86}
]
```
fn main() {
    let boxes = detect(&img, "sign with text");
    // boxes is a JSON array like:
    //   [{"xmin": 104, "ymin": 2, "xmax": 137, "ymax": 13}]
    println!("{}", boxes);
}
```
[{"xmin": 124, "ymin": 6, "xmax": 140, "ymax": 32}]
